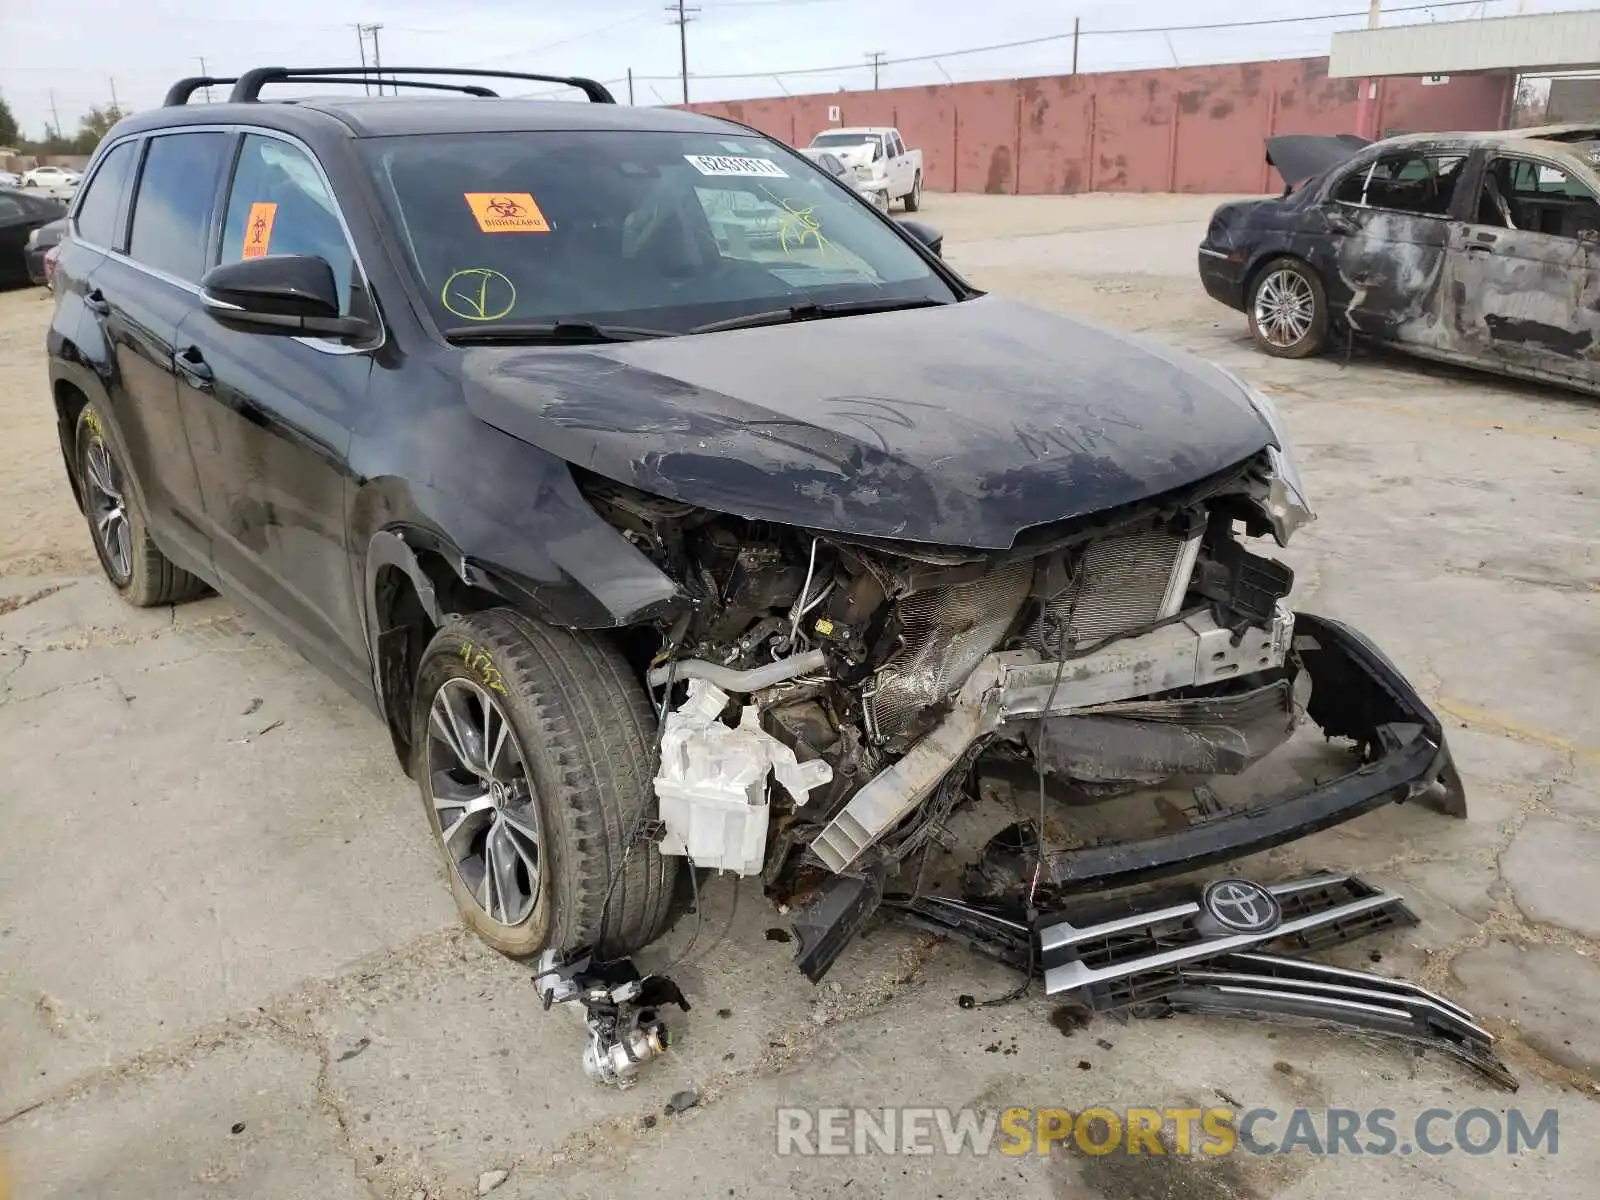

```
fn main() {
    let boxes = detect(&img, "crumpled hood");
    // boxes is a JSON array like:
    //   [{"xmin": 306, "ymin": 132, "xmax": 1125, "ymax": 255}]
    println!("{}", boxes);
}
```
[{"xmin": 461, "ymin": 295, "xmax": 1274, "ymax": 549}]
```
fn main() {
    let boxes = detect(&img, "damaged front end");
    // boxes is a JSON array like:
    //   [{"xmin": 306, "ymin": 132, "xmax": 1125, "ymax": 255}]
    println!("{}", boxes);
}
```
[{"xmin": 572, "ymin": 400, "xmax": 1463, "ymax": 985}]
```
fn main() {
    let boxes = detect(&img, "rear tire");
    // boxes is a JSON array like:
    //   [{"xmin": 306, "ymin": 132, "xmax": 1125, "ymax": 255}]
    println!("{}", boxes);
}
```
[
  {"xmin": 412, "ymin": 609, "xmax": 678, "ymax": 959},
  {"xmin": 75, "ymin": 404, "xmax": 209, "ymax": 607},
  {"xmin": 1246, "ymin": 257, "xmax": 1328, "ymax": 359},
  {"xmin": 903, "ymin": 171, "xmax": 923, "ymax": 213}
]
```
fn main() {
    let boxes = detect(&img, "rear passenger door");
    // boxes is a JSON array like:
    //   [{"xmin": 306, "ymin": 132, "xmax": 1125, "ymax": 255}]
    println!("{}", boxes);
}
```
[
  {"xmin": 179, "ymin": 132, "xmax": 373, "ymax": 681},
  {"xmin": 1325, "ymin": 149, "xmax": 1467, "ymax": 350},
  {"xmin": 1447, "ymin": 154, "xmax": 1600, "ymax": 387},
  {"xmin": 95, "ymin": 131, "xmax": 234, "ymax": 577}
]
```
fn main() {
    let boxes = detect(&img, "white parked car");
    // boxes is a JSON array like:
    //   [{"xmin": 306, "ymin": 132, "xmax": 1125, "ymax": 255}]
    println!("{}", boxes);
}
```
[
  {"xmin": 799, "ymin": 148, "xmax": 891, "ymax": 212},
  {"xmin": 807, "ymin": 126, "xmax": 923, "ymax": 211},
  {"xmin": 0, "ymin": 170, "xmax": 19, "ymax": 187},
  {"xmin": 21, "ymin": 165, "xmax": 81, "ymax": 189}
]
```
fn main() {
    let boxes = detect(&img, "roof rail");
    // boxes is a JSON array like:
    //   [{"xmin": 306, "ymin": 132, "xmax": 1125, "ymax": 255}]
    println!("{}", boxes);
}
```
[
  {"xmin": 225, "ymin": 67, "xmax": 616, "ymax": 104},
  {"xmin": 164, "ymin": 77, "xmax": 239, "ymax": 106},
  {"xmin": 283, "ymin": 77, "xmax": 501, "ymax": 98}
]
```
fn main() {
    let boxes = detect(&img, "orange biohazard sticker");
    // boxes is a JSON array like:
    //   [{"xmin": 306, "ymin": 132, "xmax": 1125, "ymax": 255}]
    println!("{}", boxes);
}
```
[
  {"xmin": 463, "ymin": 192, "xmax": 550, "ymax": 233},
  {"xmin": 241, "ymin": 202, "xmax": 278, "ymax": 259}
]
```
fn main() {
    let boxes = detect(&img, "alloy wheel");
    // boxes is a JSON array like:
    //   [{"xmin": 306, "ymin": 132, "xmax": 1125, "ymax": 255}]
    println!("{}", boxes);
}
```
[
  {"xmin": 83, "ymin": 436, "xmax": 133, "ymax": 584},
  {"xmin": 426, "ymin": 678, "xmax": 542, "ymax": 927},
  {"xmin": 1253, "ymin": 268, "xmax": 1315, "ymax": 347}
]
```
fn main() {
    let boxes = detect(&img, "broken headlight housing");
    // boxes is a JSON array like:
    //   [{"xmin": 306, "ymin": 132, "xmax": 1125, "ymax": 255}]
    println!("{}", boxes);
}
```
[{"xmin": 1237, "ymin": 380, "xmax": 1314, "ymax": 546}]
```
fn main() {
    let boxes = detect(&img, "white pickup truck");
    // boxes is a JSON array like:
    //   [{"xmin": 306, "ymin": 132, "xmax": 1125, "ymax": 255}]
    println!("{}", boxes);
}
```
[{"xmin": 806, "ymin": 127, "xmax": 923, "ymax": 212}]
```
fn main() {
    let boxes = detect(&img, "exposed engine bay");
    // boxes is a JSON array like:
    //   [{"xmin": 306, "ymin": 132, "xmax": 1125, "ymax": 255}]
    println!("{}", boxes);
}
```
[
  {"xmin": 550, "ymin": 449, "xmax": 1479, "ymax": 1088},
  {"xmin": 580, "ymin": 453, "xmax": 1326, "ymax": 918}
]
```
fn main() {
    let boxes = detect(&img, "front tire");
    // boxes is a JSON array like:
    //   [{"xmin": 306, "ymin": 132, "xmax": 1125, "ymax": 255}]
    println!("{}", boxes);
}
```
[
  {"xmin": 412, "ymin": 610, "xmax": 678, "ymax": 959},
  {"xmin": 903, "ymin": 171, "xmax": 923, "ymax": 212},
  {"xmin": 75, "ymin": 404, "xmax": 209, "ymax": 606},
  {"xmin": 1247, "ymin": 257, "xmax": 1328, "ymax": 358}
]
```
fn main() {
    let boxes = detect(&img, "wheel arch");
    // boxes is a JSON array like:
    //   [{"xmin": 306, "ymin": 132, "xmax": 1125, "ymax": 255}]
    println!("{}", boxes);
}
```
[
  {"xmin": 1242, "ymin": 248, "xmax": 1321, "ymax": 311},
  {"xmin": 52, "ymin": 377, "xmax": 92, "ymax": 514},
  {"xmin": 364, "ymin": 527, "xmax": 506, "ymax": 774}
]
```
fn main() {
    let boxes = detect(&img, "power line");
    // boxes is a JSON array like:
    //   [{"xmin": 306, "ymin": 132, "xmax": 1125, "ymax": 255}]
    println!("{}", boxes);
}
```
[
  {"xmin": 449, "ymin": 8, "xmax": 658, "ymax": 69},
  {"xmin": 631, "ymin": 0, "xmax": 1497, "ymax": 83}
]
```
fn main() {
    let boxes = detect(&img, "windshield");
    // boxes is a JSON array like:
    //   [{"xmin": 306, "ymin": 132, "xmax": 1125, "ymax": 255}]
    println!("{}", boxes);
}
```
[
  {"xmin": 810, "ymin": 132, "xmax": 879, "ymax": 150},
  {"xmin": 363, "ymin": 129, "xmax": 953, "ymax": 335}
]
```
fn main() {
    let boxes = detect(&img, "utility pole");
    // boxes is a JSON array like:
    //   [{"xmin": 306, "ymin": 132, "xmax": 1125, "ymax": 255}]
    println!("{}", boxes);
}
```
[
  {"xmin": 665, "ymin": 1, "xmax": 699, "ymax": 104},
  {"xmin": 108, "ymin": 77, "xmax": 120, "ymax": 111},
  {"xmin": 866, "ymin": 50, "xmax": 887, "ymax": 91},
  {"xmin": 1071, "ymin": 18, "xmax": 1080, "ymax": 75},
  {"xmin": 627, "ymin": 68, "xmax": 635, "ymax": 105},
  {"xmin": 197, "ymin": 57, "xmax": 213, "ymax": 103},
  {"xmin": 1354, "ymin": 1, "xmax": 1381, "ymax": 140},
  {"xmin": 370, "ymin": 24, "xmax": 385, "ymax": 96},
  {"xmin": 48, "ymin": 89, "xmax": 62, "ymax": 142},
  {"xmin": 353, "ymin": 24, "xmax": 371, "ymax": 95}
]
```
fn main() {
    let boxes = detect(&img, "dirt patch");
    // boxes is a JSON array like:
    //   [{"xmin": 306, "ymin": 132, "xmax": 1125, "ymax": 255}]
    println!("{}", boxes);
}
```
[{"xmin": 0, "ymin": 288, "xmax": 96, "ymax": 580}]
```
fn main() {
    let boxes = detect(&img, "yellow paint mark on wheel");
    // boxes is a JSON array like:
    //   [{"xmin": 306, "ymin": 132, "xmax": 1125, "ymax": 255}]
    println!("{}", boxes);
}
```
[{"xmin": 461, "ymin": 640, "xmax": 509, "ymax": 695}]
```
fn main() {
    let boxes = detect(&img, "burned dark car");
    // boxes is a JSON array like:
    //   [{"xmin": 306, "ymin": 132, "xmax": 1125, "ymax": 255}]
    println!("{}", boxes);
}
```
[
  {"xmin": 1201, "ymin": 125, "xmax": 1600, "ymax": 393},
  {"xmin": 47, "ymin": 67, "xmax": 1490, "ymax": 1087}
]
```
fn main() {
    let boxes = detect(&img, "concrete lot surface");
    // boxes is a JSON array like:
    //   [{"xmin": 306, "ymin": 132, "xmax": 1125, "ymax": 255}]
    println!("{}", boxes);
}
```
[{"xmin": 2, "ymin": 192, "xmax": 1597, "ymax": 1199}]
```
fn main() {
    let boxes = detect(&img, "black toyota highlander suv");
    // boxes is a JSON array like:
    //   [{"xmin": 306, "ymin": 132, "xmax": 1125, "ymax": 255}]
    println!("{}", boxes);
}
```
[{"xmin": 46, "ymin": 67, "xmax": 1465, "ymax": 985}]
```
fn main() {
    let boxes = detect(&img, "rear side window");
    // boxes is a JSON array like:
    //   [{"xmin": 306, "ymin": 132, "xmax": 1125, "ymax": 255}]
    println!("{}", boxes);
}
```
[
  {"xmin": 74, "ymin": 140, "xmax": 139, "ymax": 249},
  {"xmin": 0, "ymin": 194, "xmax": 24, "ymax": 221},
  {"xmin": 1331, "ymin": 152, "xmax": 1466, "ymax": 216},
  {"xmin": 219, "ymin": 135, "xmax": 357, "ymax": 313},
  {"xmin": 1478, "ymin": 156, "xmax": 1600, "ymax": 239},
  {"xmin": 128, "ymin": 132, "xmax": 232, "ymax": 282}
]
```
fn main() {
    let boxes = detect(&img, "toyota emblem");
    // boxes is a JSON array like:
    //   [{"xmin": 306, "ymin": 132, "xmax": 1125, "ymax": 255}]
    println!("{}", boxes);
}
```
[{"xmin": 1201, "ymin": 879, "xmax": 1282, "ymax": 935}]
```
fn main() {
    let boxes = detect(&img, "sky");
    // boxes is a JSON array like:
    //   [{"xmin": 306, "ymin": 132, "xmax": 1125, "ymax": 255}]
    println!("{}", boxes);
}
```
[{"xmin": 1, "ymin": 0, "xmax": 1593, "ymax": 140}]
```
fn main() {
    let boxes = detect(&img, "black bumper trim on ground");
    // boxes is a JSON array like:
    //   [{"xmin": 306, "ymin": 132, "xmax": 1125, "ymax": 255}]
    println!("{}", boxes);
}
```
[{"xmin": 1038, "ymin": 612, "xmax": 1465, "ymax": 894}]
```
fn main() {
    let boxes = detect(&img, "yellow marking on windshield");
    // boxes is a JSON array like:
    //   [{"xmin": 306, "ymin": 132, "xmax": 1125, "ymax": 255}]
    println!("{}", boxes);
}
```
[
  {"xmin": 440, "ymin": 268, "xmax": 516, "ymax": 322},
  {"xmin": 760, "ymin": 185, "xmax": 838, "ymax": 259}
]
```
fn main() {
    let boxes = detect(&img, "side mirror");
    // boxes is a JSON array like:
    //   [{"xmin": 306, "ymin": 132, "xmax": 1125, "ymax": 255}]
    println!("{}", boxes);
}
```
[
  {"xmin": 200, "ymin": 255, "xmax": 371, "ymax": 339},
  {"xmin": 897, "ymin": 218, "xmax": 943, "ymax": 258}
]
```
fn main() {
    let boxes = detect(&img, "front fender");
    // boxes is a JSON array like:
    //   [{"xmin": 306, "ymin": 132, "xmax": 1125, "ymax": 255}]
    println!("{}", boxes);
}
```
[{"xmin": 348, "ymin": 404, "xmax": 683, "ymax": 635}]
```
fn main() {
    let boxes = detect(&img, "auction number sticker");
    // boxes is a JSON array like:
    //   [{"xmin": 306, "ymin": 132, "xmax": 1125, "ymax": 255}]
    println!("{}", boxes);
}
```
[
  {"xmin": 463, "ymin": 193, "xmax": 551, "ymax": 233},
  {"xmin": 684, "ymin": 154, "xmax": 788, "ymax": 179},
  {"xmin": 241, "ymin": 202, "xmax": 278, "ymax": 259}
]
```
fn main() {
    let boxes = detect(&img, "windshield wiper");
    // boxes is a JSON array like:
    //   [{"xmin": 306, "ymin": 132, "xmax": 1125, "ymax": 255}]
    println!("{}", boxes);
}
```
[
  {"xmin": 689, "ymin": 296, "xmax": 950, "ymax": 335},
  {"xmin": 442, "ymin": 320, "xmax": 674, "ymax": 345}
]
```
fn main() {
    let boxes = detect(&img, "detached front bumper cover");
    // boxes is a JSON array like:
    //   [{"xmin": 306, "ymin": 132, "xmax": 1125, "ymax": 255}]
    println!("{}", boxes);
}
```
[
  {"xmin": 793, "ymin": 612, "xmax": 1465, "ymax": 983},
  {"xmin": 1034, "ymin": 611, "xmax": 1465, "ymax": 894}
]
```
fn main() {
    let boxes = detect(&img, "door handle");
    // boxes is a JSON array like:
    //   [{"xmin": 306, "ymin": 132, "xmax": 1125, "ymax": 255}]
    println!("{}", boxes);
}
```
[
  {"xmin": 84, "ymin": 288, "xmax": 110, "ymax": 316},
  {"xmin": 1465, "ymin": 243, "xmax": 1495, "ymax": 254},
  {"xmin": 173, "ymin": 345, "xmax": 214, "ymax": 387}
]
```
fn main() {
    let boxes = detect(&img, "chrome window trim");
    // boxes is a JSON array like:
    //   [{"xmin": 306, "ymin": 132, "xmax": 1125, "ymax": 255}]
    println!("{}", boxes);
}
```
[{"xmin": 72, "ymin": 123, "xmax": 384, "ymax": 356}]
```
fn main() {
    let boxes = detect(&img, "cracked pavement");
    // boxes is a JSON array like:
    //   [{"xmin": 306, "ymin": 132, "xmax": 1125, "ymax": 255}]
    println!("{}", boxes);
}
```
[{"xmin": 2, "ymin": 193, "xmax": 1598, "ymax": 1198}]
